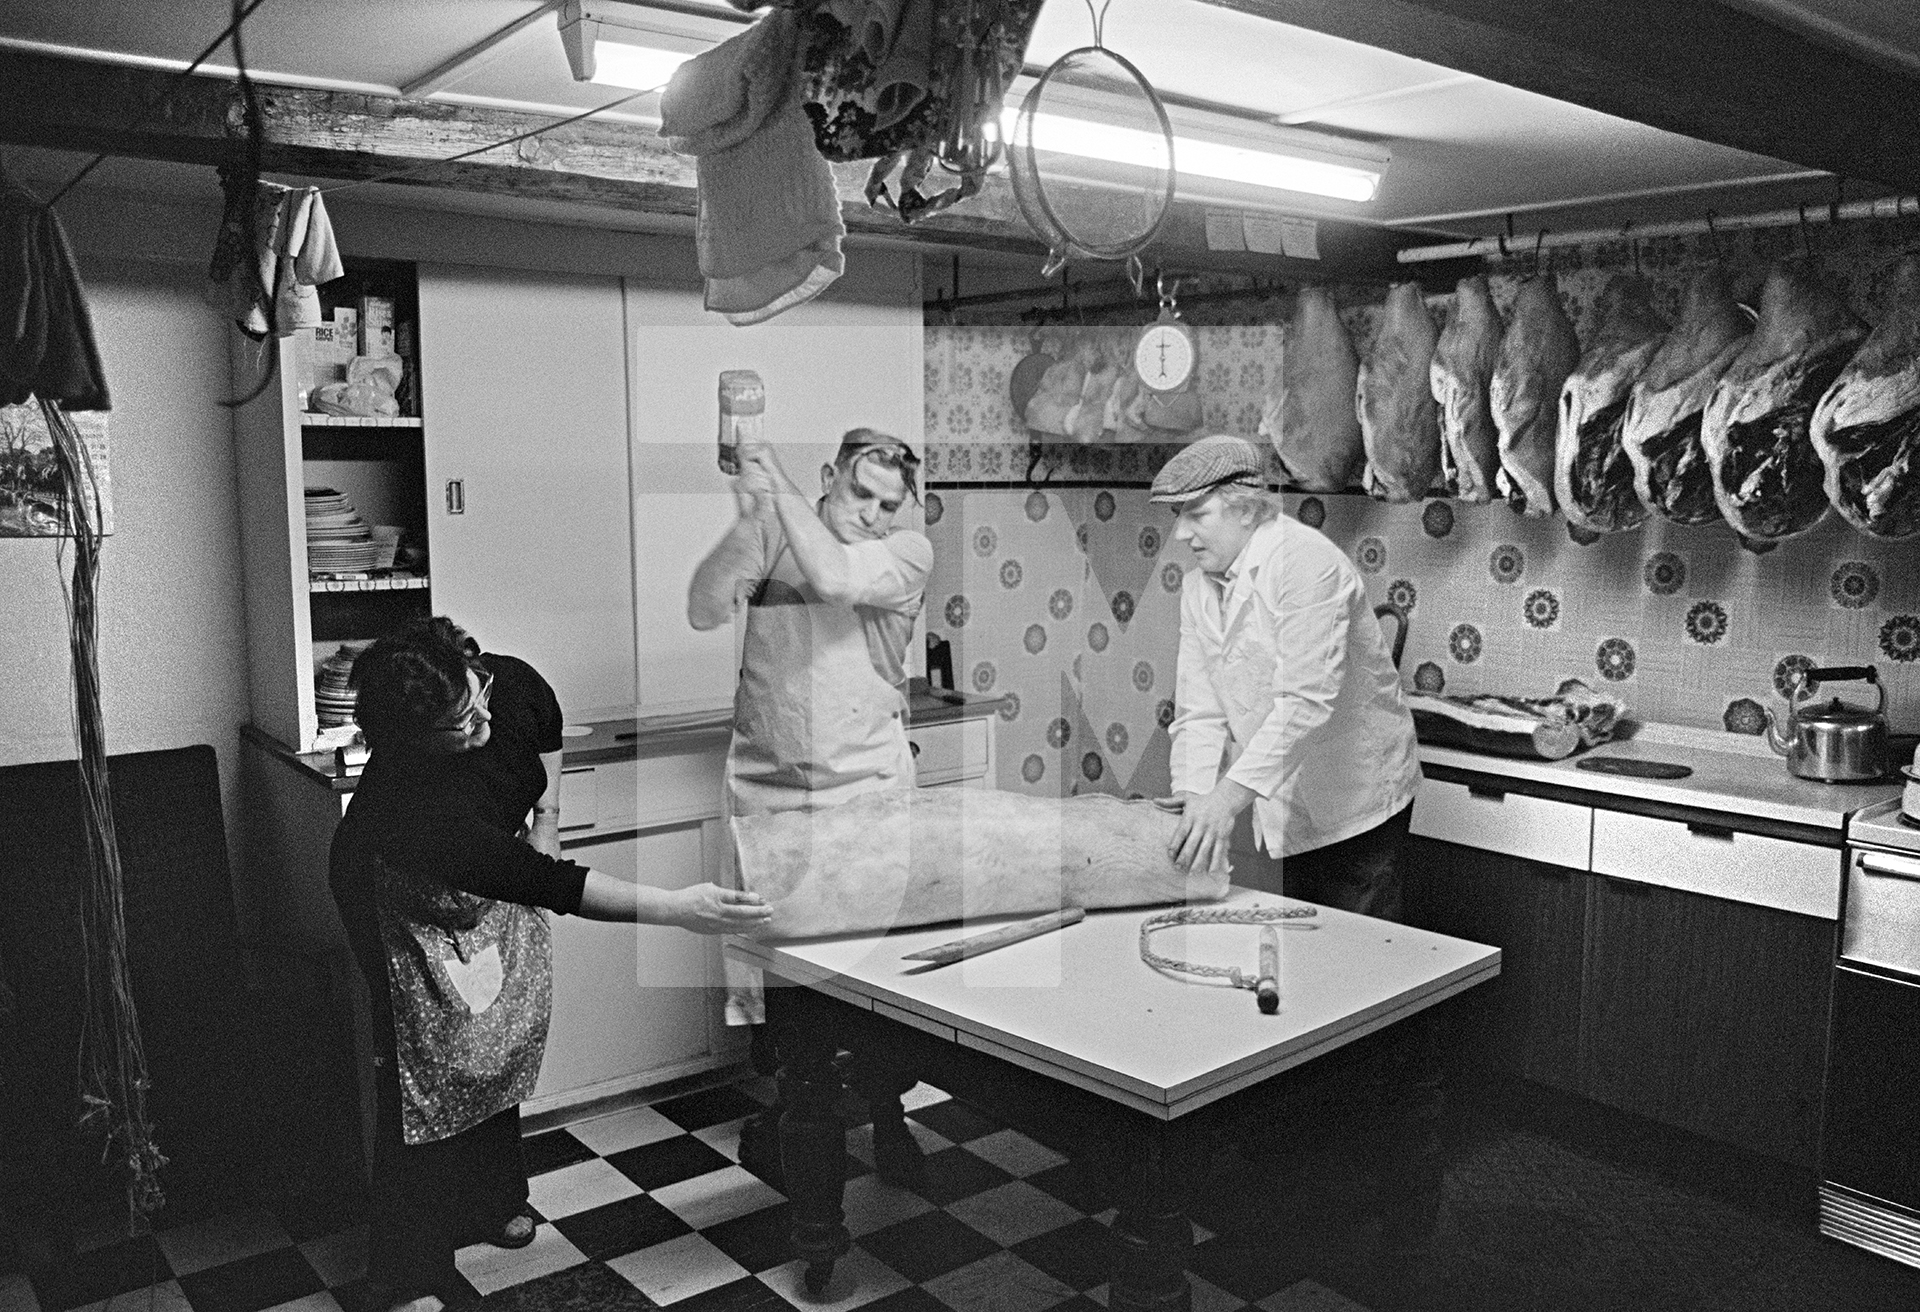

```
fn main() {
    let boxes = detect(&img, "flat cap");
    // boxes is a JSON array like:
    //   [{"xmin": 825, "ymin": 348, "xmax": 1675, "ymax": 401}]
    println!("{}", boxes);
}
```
[{"xmin": 1149, "ymin": 434, "xmax": 1268, "ymax": 504}]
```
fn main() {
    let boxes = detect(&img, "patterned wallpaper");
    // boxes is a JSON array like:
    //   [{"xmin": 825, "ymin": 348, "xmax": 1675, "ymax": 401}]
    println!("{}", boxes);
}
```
[{"xmin": 923, "ymin": 214, "xmax": 1920, "ymax": 789}]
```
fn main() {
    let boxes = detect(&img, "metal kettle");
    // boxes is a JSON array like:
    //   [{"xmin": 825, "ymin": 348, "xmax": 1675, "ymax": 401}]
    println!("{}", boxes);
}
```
[{"xmin": 1763, "ymin": 665, "xmax": 1891, "ymax": 782}]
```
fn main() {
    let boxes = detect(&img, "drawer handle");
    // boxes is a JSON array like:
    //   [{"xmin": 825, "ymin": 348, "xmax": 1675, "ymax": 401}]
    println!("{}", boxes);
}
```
[
  {"xmin": 1686, "ymin": 822, "xmax": 1736, "ymax": 841},
  {"xmin": 1859, "ymin": 852, "xmax": 1920, "ymax": 882},
  {"xmin": 1466, "ymin": 784, "xmax": 1507, "ymax": 801}
]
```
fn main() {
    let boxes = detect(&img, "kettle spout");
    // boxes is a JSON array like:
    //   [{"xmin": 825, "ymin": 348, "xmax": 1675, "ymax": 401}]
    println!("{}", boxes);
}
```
[{"xmin": 1761, "ymin": 706, "xmax": 1794, "ymax": 756}]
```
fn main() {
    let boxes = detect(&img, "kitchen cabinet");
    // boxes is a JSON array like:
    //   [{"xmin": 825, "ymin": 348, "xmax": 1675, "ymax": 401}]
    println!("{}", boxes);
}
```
[
  {"xmin": 417, "ymin": 265, "xmax": 636, "ymax": 717},
  {"xmin": 907, "ymin": 714, "xmax": 995, "ymax": 789},
  {"xmin": 1404, "ymin": 771, "xmax": 1841, "ymax": 1166}
]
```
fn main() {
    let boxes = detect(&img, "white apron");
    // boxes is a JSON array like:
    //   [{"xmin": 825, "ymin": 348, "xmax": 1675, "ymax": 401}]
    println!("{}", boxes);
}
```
[{"xmin": 724, "ymin": 543, "xmax": 914, "ymax": 1023}]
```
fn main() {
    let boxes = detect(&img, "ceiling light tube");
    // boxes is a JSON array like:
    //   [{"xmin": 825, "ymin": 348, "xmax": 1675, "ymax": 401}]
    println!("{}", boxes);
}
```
[{"xmin": 558, "ymin": 0, "xmax": 737, "ymax": 91}]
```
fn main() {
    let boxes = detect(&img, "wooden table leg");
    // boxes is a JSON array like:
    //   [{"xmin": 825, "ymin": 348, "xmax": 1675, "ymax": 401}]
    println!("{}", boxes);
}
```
[
  {"xmin": 768, "ymin": 987, "xmax": 850, "ymax": 1297},
  {"xmin": 1108, "ymin": 1127, "xmax": 1195, "ymax": 1312}
]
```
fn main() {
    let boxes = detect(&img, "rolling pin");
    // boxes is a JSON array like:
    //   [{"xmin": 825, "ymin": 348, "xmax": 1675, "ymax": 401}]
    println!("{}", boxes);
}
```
[
  {"xmin": 903, "ymin": 907, "xmax": 1086, "ymax": 967},
  {"xmin": 1256, "ymin": 923, "xmax": 1280, "ymax": 1014}
]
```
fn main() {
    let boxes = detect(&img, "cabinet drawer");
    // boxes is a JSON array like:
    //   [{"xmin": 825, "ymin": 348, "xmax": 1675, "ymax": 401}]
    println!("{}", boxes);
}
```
[
  {"xmin": 1410, "ymin": 779, "xmax": 1592, "ymax": 869},
  {"xmin": 1590, "ymin": 810, "xmax": 1841, "ymax": 919},
  {"xmin": 560, "ymin": 751, "xmax": 728, "ymax": 835},
  {"xmin": 1842, "ymin": 850, "xmax": 1920, "ymax": 971},
  {"xmin": 909, "ymin": 718, "xmax": 989, "ymax": 787}
]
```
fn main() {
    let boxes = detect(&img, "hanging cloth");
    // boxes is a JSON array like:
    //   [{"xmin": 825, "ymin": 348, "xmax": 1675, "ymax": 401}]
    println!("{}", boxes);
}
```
[
  {"xmin": 660, "ymin": 9, "xmax": 845, "ymax": 325},
  {"xmin": 0, "ymin": 171, "xmax": 111, "ymax": 411},
  {"xmin": 204, "ymin": 172, "xmax": 344, "ymax": 340}
]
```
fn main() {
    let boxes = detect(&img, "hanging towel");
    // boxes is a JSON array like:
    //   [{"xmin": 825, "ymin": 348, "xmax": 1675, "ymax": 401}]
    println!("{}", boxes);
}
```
[
  {"xmin": 205, "ymin": 174, "xmax": 345, "ymax": 340},
  {"xmin": 660, "ymin": 9, "xmax": 845, "ymax": 325},
  {"xmin": 0, "ymin": 177, "xmax": 110, "ymax": 411}
]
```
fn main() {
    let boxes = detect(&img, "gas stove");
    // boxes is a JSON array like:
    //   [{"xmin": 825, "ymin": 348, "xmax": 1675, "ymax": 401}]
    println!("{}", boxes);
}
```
[{"xmin": 1846, "ymin": 797, "xmax": 1920, "ymax": 854}]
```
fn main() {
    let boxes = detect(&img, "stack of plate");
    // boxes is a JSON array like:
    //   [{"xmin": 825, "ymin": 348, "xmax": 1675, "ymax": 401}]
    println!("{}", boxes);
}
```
[
  {"xmin": 315, "ymin": 642, "xmax": 370, "ymax": 728},
  {"xmin": 305, "ymin": 487, "xmax": 378, "ymax": 575}
]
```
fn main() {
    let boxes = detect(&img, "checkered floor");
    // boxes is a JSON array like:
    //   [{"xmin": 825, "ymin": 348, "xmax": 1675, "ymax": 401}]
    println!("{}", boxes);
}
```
[{"xmin": 3, "ymin": 1078, "xmax": 1375, "ymax": 1312}]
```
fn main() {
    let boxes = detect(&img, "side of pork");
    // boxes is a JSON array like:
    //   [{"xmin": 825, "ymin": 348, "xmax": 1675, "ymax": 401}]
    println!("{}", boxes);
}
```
[
  {"xmin": 1259, "ymin": 285, "xmax": 1365, "ymax": 490},
  {"xmin": 1490, "ymin": 275, "xmax": 1581, "ymax": 517},
  {"xmin": 1356, "ymin": 281, "xmax": 1443, "ymax": 502},
  {"xmin": 1554, "ymin": 275, "xmax": 1668, "ymax": 533},
  {"xmin": 1621, "ymin": 268, "xmax": 1752, "ymax": 525},
  {"xmin": 1811, "ymin": 253, "xmax": 1920, "ymax": 539},
  {"xmin": 1430, "ymin": 275, "xmax": 1505, "ymax": 502},
  {"xmin": 1700, "ymin": 262, "xmax": 1867, "ymax": 542}
]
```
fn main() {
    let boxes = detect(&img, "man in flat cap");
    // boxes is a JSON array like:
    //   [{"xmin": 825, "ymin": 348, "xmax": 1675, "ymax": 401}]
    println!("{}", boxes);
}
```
[
  {"xmin": 1152, "ymin": 434, "xmax": 1420, "ymax": 903},
  {"xmin": 1151, "ymin": 434, "xmax": 1439, "ymax": 1273}
]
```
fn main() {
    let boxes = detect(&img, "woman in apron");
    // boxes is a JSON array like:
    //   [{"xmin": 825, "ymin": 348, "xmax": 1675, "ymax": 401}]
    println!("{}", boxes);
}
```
[{"xmin": 332, "ymin": 621, "xmax": 769, "ymax": 1312}]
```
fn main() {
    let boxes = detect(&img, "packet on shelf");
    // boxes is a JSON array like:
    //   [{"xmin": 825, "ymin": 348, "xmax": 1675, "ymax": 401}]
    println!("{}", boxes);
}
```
[{"xmin": 311, "ymin": 354, "xmax": 405, "ymax": 418}]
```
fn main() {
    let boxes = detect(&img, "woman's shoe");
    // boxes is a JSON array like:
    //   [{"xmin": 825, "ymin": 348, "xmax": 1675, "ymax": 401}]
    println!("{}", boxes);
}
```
[{"xmin": 490, "ymin": 1212, "xmax": 537, "ymax": 1249}]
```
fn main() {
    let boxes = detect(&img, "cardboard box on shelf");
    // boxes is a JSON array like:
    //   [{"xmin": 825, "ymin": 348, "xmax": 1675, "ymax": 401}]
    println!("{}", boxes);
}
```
[{"xmin": 358, "ymin": 295, "xmax": 395, "ymax": 356}]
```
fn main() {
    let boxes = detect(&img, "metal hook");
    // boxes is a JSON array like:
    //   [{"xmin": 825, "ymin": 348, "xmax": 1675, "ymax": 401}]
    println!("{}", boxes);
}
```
[
  {"xmin": 1126, "ymin": 253, "xmax": 1146, "ymax": 299},
  {"xmin": 1534, "ymin": 228, "xmax": 1548, "ymax": 277},
  {"xmin": 1083, "ymin": 0, "xmax": 1113, "ymax": 48},
  {"xmin": 1705, "ymin": 209, "xmax": 1722, "ymax": 263},
  {"xmin": 1622, "ymin": 220, "xmax": 1639, "ymax": 276},
  {"xmin": 1831, "ymin": 175, "xmax": 1846, "ymax": 225},
  {"xmin": 1798, "ymin": 202, "xmax": 1814, "ymax": 260}
]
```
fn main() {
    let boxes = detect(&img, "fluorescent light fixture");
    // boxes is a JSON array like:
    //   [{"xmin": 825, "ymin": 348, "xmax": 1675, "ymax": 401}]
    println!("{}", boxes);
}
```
[
  {"xmin": 1001, "ymin": 97, "xmax": 1389, "ymax": 204},
  {"xmin": 558, "ymin": 0, "xmax": 732, "ymax": 91}
]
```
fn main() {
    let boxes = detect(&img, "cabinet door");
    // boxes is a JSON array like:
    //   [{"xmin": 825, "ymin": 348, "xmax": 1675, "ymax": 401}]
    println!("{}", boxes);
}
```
[
  {"xmin": 418, "ymin": 266, "xmax": 635, "ymax": 716},
  {"xmin": 532, "ymin": 825, "xmax": 718, "ymax": 1109},
  {"xmin": 1582, "ymin": 878, "xmax": 1834, "ymax": 1165},
  {"xmin": 1403, "ymin": 837, "xmax": 1585, "ymax": 1090}
]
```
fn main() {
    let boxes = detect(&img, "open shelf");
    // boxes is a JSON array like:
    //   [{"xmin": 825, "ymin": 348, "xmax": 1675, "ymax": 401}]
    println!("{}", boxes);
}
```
[
  {"xmin": 300, "ymin": 415, "xmax": 423, "ymax": 427},
  {"xmin": 309, "ymin": 573, "xmax": 431, "ymax": 593}
]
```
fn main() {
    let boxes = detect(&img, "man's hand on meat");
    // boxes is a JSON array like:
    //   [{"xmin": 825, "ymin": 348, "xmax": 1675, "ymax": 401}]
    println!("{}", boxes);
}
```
[{"xmin": 1169, "ymin": 779, "xmax": 1253, "ymax": 873}]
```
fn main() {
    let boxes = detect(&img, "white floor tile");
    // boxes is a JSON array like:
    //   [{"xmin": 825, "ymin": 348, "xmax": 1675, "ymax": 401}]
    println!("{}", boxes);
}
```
[
  {"xmin": 0, "ymin": 1274, "xmax": 35, "ymax": 1312},
  {"xmin": 1189, "ymin": 1273, "xmax": 1250, "ymax": 1312},
  {"xmin": 260, "ymin": 1293, "xmax": 346, "ymax": 1312},
  {"xmin": 648, "ymin": 1165, "xmax": 785, "ymax": 1231},
  {"xmin": 840, "ymin": 1173, "xmax": 935, "ymax": 1238},
  {"xmin": 962, "ymin": 1129, "xmax": 1067, "ymax": 1179},
  {"xmin": 606, "ymin": 1231, "xmax": 748, "ymax": 1304},
  {"xmin": 1257, "ymin": 1278, "xmax": 1372, "ymax": 1312},
  {"xmin": 297, "ymin": 1226, "xmax": 367, "ymax": 1287},
  {"xmin": 567, "ymin": 1104, "xmax": 685, "ymax": 1156},
  {"xmin": 152, "ymin": 1206, "xmax": 293, "ymax": 1277},
  {"xmin": 454, "ymin": 1224, "xmax": 587, "ymax": 1295},
  {"xmin": 944, "ymin": 1180, "xmax": 1083, "ymax": 1248},
  {"xmin": 919, "ymin": 1249, "xmax": 1076, "ymax": 1312},
  {"xmin": 757, "ymin": 1245, "xmax": 910, "ymax": 1310},
  {"xmin": 525, "ymin": 1156, "xmax": 643, "ymax": 1221},
  {"xmin": 900, "ymin": 1083, "xmax": 951, "ymax": 1113},
  {"xmin": 691, "ymin": 1117, "xmax": 745, "ymax": 1163},
  {"xmin": 71, "ymin": 1278, "xmax": 191, "ymax": 1312}
]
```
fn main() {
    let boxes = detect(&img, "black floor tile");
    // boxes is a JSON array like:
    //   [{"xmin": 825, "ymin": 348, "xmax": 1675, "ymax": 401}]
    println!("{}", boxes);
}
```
[
  {"xmin": 854, "ymin": 1286, "xmax": 955, "ymax": 1312},
  {"xmin": 1010, "ymin": 1216, "xmax": 1114, "ymax": 1292},
  {"xmin": 522, "ymin": 1128, "xmax": 599, "ymax": 1178},
  {"xmin": 605, "ymin": 1136, "xmax": 736, "ymax": 1192},
  {"xmin": 906, "ymin": 1098, "xmax": 1002, "ymax": 1145},
  {"xmin": 856, "ymin": 1210, "xmax": 1000, "ymax": 1285},
  {"xmin": 1187, "ymin": 1231, "xmax": 1317, "ymax": 1304},
  {"xmin": 30, "ymin": 1233, "xmax": 171, "ymax": 1311},
  {"xmin": 667, "ymin": 1273, "xmax": 790, "ymax": 1311},
  {"xmin": 329, "ymin": 1277, "xmax": 395, "ymax": 1312},
  {"xmin": 472, "ymin": 1258, "xmax": 661, "ymax": 1310},
  {"xmin": 175, "ymin": 1247, "xmax": 326, "ymax": 1312},
  {"xmin": 1024, "ymin": 1160, "xmax": 1112, "ymax": 1215},
  {"xmin": 911, "ymin": 1146, "xmax": 1014, "ymax": 1207},
  {"xmin": 651, "ymin": 1085, "xmax": 768, "ymax": 1132},
  {"xmin": 269, "ymin": 1186, "xmax": 369, "ymax": 1244},
  {"xmin": 698, "ymin": 1202, "xmax": 796, "ymax": 1275},
  {"xmin": 550, "ymin": 1194, "xmax": 691, "ymax": 1261}
]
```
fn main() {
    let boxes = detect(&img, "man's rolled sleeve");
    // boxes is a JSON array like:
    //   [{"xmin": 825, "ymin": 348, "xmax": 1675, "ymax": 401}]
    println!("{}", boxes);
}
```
[{"xmin": 841, "ymin": 530, "xmax": 932, "ymax": 612}]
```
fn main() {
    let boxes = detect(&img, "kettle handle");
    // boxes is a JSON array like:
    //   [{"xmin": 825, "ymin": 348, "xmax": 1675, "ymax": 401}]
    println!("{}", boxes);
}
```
[{"xmin": 1795, "ymin": 665, "xmax": 1886, "ymax": 713}]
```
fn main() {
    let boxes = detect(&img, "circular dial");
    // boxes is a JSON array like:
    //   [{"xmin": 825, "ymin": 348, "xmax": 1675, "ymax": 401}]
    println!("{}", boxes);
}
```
[{"xmin": 1134, "ymin": 322, "xmax": 1196, "ymax": 392}]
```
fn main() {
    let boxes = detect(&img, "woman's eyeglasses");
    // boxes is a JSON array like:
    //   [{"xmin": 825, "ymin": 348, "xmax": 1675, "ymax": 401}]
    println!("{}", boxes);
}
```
[{"xmin": 434, "ymin": 668, "xmax": 493, "ymax": 736}]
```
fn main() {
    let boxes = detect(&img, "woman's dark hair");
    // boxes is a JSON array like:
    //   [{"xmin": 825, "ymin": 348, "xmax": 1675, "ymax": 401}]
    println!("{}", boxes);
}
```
[{"xmin": 350, "ymin": 616, "xmax": 480, "ymax": 746}]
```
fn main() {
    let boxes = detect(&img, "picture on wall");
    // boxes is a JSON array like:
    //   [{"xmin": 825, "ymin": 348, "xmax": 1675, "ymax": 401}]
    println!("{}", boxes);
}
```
[{"xmin": 0, "ymin": 401, "xmax": 114, "ymax": 537}]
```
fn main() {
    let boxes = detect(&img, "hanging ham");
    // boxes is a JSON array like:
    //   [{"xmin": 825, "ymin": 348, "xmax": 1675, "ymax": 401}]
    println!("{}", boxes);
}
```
[
  {"xmin": 1490, "ymin": 274, "xmax": 1581, "ymax": 517},
  {"xmin": 1811, "ymin": 253, "xmax": 1920, "ymax": 539},
  {"xmin": 1621, "ymin": 268, "xmax": 1752, "ymax": 526},
  {"xmin": 1555, "ymin": 275, "xmax": 1668, "ymax": 533},
  {"xmin": 1356, "ymin": 280, "xmax": 1442, "ymax": 502},
  {"xmin": 1701, "ymin": 261, "xmax": 1866, "ymax": 542},
  {"xmin": 1259, "ymin": 285, "xmax": 1364, "ymax": 490},
  {"xmin": 1430, "ymin": 275, "xmax": 1505, "ymax": 502}
]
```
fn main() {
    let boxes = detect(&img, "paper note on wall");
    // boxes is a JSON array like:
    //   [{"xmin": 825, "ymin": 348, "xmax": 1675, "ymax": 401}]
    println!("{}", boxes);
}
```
[{"xmin": 1243, "ymin": 216, "xmax": 1320, "ymax": 260}]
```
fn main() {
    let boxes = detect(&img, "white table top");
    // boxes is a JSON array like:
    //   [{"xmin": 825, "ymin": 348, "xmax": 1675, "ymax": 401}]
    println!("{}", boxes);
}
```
[{"xmin": 726, "ymin": 888, "xmax": 1500, "ymax": 1121}]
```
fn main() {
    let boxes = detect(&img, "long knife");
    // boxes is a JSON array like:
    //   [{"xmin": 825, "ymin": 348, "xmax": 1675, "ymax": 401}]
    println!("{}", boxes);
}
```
[{"xmin": 902, "ymin": 907, "xmax": 1086, "ymax": 967}]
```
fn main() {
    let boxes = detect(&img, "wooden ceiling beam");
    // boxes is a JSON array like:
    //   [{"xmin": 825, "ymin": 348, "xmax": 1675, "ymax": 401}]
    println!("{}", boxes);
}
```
[
  {"xmin": 0, "ymin": 48, "xmax": 1464, "ymax": 285},
  {"xmin": 1197, "ymin": 0, "xmax": 1920, "ymax": 192}
]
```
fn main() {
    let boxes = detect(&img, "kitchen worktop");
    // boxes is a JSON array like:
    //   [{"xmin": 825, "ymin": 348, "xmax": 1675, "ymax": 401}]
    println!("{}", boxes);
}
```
[{"xmin": 1419, "ymin": 721, "xmax": 1902, "ymax": 837}]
